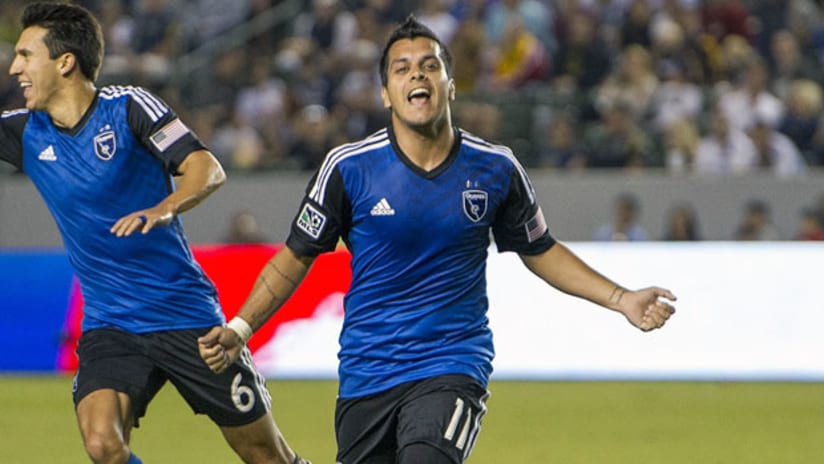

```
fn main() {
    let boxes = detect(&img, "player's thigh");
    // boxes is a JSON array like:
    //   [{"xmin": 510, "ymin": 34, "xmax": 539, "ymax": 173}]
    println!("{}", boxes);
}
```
[
  {"xmin": 76, "ymin": 389, "xmax": 134, "ymax": 442},
  {"xmin": 73, "ymin": 328, "xmax": 166, "ymax": 428},
  {"xmin": 219, "ymin": 412, "xmax": 302, "ymax": 463},
  {"xmin": 220, "ymin": 413, "xmax": 276, "ymax": 449},
  {"xmin": 152, "ymin": 329, "xmax": 272, "ymax": 427},
  {"xmin": 397, "ymin": 375, "xmax": 490, "ymax": 463}
]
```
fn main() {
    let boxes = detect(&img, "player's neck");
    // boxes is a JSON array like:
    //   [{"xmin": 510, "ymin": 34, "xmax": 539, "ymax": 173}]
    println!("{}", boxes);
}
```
[
  {"xmin": 47, "ymin": 80, "xmax": 97, "ymax": 129},
  {"xmin": 392, "ymin": 117, "xmax": 455, "ymax": 172}
]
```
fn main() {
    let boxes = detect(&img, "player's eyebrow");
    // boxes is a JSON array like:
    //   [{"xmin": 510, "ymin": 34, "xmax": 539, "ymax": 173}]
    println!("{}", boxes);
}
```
[{"xmin": 390, "ymin": 54, "xmax": 439, "ymax": 66}]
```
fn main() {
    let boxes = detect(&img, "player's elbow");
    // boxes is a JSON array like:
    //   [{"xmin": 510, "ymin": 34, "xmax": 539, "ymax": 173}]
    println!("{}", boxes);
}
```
[
  {"xmin": 210, "ymin": 161, "xmax": 227, "ymax": 191},
  {"xmin": 178, "ymin": 150, "xmax": 227, "ymax": 193},
  {"xmin": 200, "ymin": 151, "xmax": 227, "ymax": 193}
]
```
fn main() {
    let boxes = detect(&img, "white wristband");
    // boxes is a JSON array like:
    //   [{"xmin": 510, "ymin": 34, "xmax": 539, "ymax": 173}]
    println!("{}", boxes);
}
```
[{"xmin": 226, "ymin": 317, "xmax": 254, "ymax": 344}]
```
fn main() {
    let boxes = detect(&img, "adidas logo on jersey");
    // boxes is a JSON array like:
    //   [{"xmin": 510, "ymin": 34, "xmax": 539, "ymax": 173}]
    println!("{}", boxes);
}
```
[
  {"xmin": 370, "ymin": 198, "xmax": 395, "ymax": 216},
  {"xmin": 38, "ymin": 145, "xmax": 57, "ymax": 161}
]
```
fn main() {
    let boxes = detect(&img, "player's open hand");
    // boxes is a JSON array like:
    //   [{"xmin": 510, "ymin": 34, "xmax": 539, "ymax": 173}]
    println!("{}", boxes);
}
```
[
  {"xmin": 110, "ymin": 205, "xmax": 174, "ymax": 237},
  {"xmin": 198, "ymin": 326, "xmax": 244, "ymax": 374},
  {"xmin": 618, "ymin": 287, "xmax": 676, "ymax": 332}
]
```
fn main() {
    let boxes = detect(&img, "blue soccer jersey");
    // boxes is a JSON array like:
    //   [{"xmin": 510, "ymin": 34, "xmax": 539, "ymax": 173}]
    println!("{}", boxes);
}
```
[
  {"xmin": 0, "ymin": 86, "xmax": 223, "ymax": 333},
  {"xmin": 286, "ymin": 126, "xmax": 556, "ymax": 398}
]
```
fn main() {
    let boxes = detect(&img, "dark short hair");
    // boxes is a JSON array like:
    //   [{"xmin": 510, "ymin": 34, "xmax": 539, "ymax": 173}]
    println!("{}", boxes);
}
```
[
  {"xmin": 22, "ymin": 2, "xmax": 104, "ymax": 82},
  {"xmin": 379, "ymin": 15, "xmax": 453, "ymax": 87}
]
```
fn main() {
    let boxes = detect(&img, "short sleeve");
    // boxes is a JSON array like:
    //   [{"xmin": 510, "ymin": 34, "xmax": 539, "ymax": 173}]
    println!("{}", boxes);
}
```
[
  {"xmin": 492, "ymin": 170, "xmax": 556, "ymax": 255},
  {"xmin": 125, "ymin": 87, "xmax": 207, "ymax": 174},
  {"xmin": 0, "ymin": 109, "xmax": 29, "ymax": 170},
  {"xmin": 285, "ymin": 166, "xmax": 351, "ymax": 257}
]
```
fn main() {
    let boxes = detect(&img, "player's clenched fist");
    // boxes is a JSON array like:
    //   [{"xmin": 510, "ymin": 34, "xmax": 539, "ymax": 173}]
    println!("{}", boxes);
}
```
[{"xmin": 198, "ymin": 326, "xmax": 243, "ymax": 373}]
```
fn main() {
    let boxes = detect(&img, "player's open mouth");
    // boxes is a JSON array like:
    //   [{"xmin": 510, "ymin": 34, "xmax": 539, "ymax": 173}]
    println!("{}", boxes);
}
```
[{"xmin": 407, "ymin": 88, "xmax": 430, "ymax": 105}]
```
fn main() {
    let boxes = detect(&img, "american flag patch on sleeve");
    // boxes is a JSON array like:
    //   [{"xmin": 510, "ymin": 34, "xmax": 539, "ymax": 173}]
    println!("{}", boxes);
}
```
[
  {"xmin": 149, "ymin": 118, "xmax": 190, "ymax": 152},
  {"xmin": 525, "ymin": 207, "xmax": 548, "ymax": 243}
]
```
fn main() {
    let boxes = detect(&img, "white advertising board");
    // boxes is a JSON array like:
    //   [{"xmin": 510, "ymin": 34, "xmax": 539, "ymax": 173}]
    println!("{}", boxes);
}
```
[{"xmin": 256, "ymin": 243, "xmax": 824, "ymax": 381}]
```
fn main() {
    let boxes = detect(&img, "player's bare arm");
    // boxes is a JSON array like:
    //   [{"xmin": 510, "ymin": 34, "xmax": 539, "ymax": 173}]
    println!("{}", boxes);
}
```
[
  {"xmin": 199, "ymin": 245, "xmax": 315, "ymax": 373},
  {"xmin": 110, "ymin": 149, "xmax": 225, "ymax": 237},
  {"xmin": 519, "ymin": 242, "xmax": 676, "ymax": 331}
]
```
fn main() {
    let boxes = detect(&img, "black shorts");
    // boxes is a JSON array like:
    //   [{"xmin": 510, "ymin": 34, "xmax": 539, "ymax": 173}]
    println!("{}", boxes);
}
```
[
  {"xmin": 335, "ymin": 374, "xmax": 491, "ymax": 464},
  {"xmin": 72, "ymin": 328, "xmax": 271, "ymax": 427}
]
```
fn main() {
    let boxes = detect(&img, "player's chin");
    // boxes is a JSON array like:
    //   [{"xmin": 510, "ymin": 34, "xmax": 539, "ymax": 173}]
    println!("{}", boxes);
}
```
[{"xmin": 398, "ymin": 107, "xmax": 435, "ymax": 124}]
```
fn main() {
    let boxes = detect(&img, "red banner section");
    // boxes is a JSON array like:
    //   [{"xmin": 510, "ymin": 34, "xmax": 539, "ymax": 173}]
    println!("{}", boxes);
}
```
[{"xmin": 57, "ymin": 244, "xmax": 352, "ymax": 372}]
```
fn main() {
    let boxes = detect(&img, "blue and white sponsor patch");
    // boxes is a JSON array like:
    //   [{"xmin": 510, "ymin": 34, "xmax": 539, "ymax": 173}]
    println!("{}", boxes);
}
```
[
  {"xmin": 296, "ymin": 203, "xmax": 327, "ymax": 239},
  {"xmin": 94, "ymin": 130, "xmax": 117, "ymax": 160}
]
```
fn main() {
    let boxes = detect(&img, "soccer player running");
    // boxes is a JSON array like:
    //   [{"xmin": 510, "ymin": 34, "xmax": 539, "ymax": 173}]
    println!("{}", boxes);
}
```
[
  {"xmin": 0, "ymin": 3, "xmax": 308, "ymax": 464},
  {"xmin": 199, "ymin": 16, "xmax": 676, "ymax": 464}
]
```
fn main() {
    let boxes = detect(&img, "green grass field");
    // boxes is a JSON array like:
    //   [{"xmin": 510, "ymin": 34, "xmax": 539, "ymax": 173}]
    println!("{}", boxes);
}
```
[{"xmin": 1, "ymin": 377, "xmax": 822, "ymax": 463}]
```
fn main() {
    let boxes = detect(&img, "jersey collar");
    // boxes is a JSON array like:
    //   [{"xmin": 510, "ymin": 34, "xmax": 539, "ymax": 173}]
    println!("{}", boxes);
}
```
[
  {"xmin": 53, "ymin": 89, "xmax": 100, "ymax": 136},
  {"xmin": 387, "ymin": 123, "xmax": 462, "ymax": 179}
]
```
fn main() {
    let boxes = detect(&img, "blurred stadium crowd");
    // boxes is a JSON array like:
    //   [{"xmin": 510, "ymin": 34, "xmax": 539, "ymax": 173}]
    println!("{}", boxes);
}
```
[{"xmin": 2, "ymin": 0, "xmax": 824, "ymax": 239}]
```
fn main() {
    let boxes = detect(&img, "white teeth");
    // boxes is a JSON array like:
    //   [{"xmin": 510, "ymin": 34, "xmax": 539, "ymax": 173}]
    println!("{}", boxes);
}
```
[
  {"xmin": 20, "ymin": 82, "xmax": 31, "ymax": 88},
  {"xmin": 408, "ymin": 88, "xmax": 430, "ymax": 99}
]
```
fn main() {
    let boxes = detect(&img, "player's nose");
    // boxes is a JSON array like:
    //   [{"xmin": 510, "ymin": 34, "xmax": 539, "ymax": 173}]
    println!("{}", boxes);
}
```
[{"xmin": 9, "ymin": 58, "xmax": 20, "ymax": 75}]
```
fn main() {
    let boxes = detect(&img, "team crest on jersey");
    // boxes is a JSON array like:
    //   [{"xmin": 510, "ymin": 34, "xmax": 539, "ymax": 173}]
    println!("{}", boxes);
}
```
[
  {"xmin": 94, "ymin": 130, "xmax": 117, "ymax": 161},
  {"xmin": 462, "ymin": 189, "xmax": 488, "ymax": 222},
  {"xmin": 297, "ymin": 203, "xmax": 327, "ymax": 239}
]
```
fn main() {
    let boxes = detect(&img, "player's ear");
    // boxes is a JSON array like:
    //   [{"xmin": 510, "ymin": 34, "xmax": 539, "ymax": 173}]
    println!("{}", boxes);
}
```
[
  {"xmin": 381, "ymin": 86, "xmax": 391, "ymax": 109},
  {"xmin": 448, "ymin": 79, "xmax": 456, "ymax": 101},
  {"xmin": 58, "ymin": 52, "xmax": 76, "ymax": 77}
]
